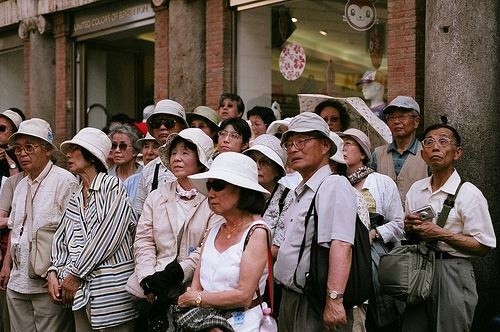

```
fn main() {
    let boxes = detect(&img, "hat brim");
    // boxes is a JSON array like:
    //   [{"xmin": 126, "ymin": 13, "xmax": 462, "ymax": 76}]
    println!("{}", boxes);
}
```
[
  {"xmin": 337, "ymin": 132, "xmax": 371, "ymax": 162},
  {"xmin": 186, "ymin": 113, "xmax": 219, "ymax": 132},
  {"xmin": 188, "ymin": 168, "xmax": 270, "ymax": 197},
  {"xmin": 60, "ymin": 139, "xmax": 109, "ymax": 170},
  {"xmin": 8, "ymin": 132, "xmax": 58, "ymax": 151},
  {"xmin": 243, "ymin": 145, "xmax": 285, "ymax": 172},
  {"xmin": 158, "ymin": 133, "xmax": 210, "ymax": 172}
]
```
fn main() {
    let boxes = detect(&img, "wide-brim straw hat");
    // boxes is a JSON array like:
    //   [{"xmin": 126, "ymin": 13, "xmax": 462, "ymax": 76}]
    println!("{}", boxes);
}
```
[
  {"xmin": 60, "ymin": 127, "xmax": 112, "ymax": 170},
  {"xmin": 158, "ymin": 128, "xmax": 213, "ymax": 170},
  {"xmin": 243, "ymin": 134, "xmax": 286, "ymax": 172},
  {"xmin": 8, "ymin": 118, "xmax": 57, "ymax": 150},
  {"xmin": 188, "ymin": 151, "xmax": 270, "ymax": 197}
]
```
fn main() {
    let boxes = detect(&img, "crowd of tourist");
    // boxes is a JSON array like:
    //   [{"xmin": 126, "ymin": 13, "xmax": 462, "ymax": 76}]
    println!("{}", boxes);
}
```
[{"xmin": 0, "ymin": 91, "xmax": 495, "ymax": 332}]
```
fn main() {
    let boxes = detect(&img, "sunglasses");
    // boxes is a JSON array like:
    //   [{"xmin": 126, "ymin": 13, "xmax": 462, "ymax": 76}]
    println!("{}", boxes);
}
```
[
  {"xmin": 0, "ymin": 125, "xmax": 9, "ymax": 133},
  {"xmin": 150, "ymin": 117, "xmax": 177, "ymax": 129},
  {"xmin": 206, "ymin": 179, "xmax": 227, "ymax": 192},
  {"xmin": 111, "ymin": 142, "xmax": 131, "ymax": 151}
]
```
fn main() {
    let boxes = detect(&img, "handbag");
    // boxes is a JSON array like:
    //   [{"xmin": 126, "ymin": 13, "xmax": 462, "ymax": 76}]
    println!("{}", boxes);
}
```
[
  {"xmin": 378, "ymin": 181, "xmax": 465, "ymax": 304},
  {"xmin": 28, "ymin": 224, "xmax": 58, "ymax": 279},
  {"xmin": 293, "ymin": 187, "xmax": 372, "ymax": 315}
]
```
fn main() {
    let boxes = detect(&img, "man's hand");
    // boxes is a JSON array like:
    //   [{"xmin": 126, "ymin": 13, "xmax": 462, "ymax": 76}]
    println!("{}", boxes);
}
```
[
  {"xmin": 323, "ymin": 298, "xmax": 347, "ymax": 330},
  {"xmin": 61, "ymin": 274, "xmax": 81, "ymax": 303},
  {"xmin": 0, "ymin": 264, "xmax": 10, "ymax": 291},
  {"xmin": 405, "ymin": 213, "xmax": 445, "ymax": 241},
  {"xmin": 47, "ymin": 271, "xmax": 63, "ymax": 304}
]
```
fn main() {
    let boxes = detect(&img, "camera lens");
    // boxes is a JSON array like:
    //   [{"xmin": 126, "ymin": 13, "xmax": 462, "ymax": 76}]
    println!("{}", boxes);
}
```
[{"xmin": 419, "ymin": 212, "xmax": 429, "ymax": 220}]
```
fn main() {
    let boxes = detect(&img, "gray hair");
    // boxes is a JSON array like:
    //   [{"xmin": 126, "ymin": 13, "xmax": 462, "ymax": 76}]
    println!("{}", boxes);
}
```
[{"xmin": 108, "ymin": 123, "xmax": 141, "ymax": 153}]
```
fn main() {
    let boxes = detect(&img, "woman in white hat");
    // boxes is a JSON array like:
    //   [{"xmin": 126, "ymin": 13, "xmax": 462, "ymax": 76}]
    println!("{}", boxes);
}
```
[
  {"xmin": 243, "ymin": 134, "xmax": 293, "ymax": 258},
  {"xmin": 177, "ymin": 152, "xmax": 271, "ymax": 331},
  {"xmin": 129, "ymin": 128, "xmax": 224, "ymax": 330},
  {"xmin": 340, "ymin": 128, "xmax": 404, "ymax": 331},
  {"xmin": 47, "ymin": 127, "xmax": 138, "ymax": 331}
]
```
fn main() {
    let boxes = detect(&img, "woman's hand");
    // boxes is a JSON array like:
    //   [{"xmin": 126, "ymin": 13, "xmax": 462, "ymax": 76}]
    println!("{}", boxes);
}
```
[
  {"xmin": 61, "ymin": 274, "xmax": 81, "ymax": 303},
  {"xmin": 178, "ymin": 287, "xmax": 200, "ymax": 307},
  {"xmin": 47, "ymin": 271, "xmax": 63, "ymax": 304},
  {"xmin": 0, "ymin": 263, "xmax": 10, "ymax": 291}
]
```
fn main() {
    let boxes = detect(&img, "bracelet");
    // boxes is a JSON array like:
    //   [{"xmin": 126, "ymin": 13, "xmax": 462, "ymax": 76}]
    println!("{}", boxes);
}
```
[{"xmin": 195, "ymin": 292, "xmax": 202, "ymax": 307}]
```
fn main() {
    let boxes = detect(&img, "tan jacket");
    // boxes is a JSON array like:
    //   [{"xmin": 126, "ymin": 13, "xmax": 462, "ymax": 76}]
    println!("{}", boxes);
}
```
[{"xmin": 127, "ymin": 181, "xmax": 223, "ymax": 297}]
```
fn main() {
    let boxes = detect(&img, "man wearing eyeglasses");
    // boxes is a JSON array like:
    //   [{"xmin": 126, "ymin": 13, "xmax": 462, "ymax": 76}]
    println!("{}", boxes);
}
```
[
  {"xmin": 274, "ymin": 112, "xmax": 357, "ymax": 331},
  {"xmin": 2, "ymin": 118, "xmax": 78, "ymax": 331},
  {"xmin": 370, "ymin": 96, "xmax": 428, "ymax": 204},
  {"xmin": 133, "ymin": 99, "xmax": 188, "ymax": 215},
  {"xmin": 402, "ymin": 124, "xmax": 495, "ymax": 331}
]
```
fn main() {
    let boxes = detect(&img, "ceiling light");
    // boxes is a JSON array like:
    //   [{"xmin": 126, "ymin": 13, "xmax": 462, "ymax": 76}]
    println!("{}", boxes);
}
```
[
  {"xmin": 291, "ymin": 17, "xmax": 298, "ymax": 23},
  {"xmin": 319, "ymin": 30, "xmax": 327, "ymax": 36}
]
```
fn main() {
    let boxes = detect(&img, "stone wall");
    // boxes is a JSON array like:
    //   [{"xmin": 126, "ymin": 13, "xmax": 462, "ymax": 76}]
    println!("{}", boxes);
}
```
[{"xmin": 425, "ymin": 1, "xmax": 500, "ymax": 329}]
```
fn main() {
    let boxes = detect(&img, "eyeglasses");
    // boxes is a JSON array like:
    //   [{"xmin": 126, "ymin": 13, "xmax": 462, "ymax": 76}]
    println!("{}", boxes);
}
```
[
  {"xmin": 0, "ymin": 125, "xmax": 10, "ymax": 133},
  {"xmin": 386, "ymin": 114, "xmax": 417, "ymax": 123},
  {"xmin": 206, "ymin": 179, "xmax": 227, "ymax": 192},
  {"xmin": 218, "ymin": 130, "xmax": 242, "ymax": 141},
  {"xmin": 282, "ymin": 137, "xmax": 318, "ymax": 152},
  {"xmin": 252, "ymin": 157, "xmax": 275, "ymax": 168},
  {"xmin": 13, "ymin": 144, "xmax": 40, "ymax": 155},
  {"xmin": 150, "ymin": 117, "xmax": 177, "ymax": 129},
  {"xmin": 422, "ymin": 136, "xmax": 456, "ymax": 148},
  {"xmin": 111, "ymin": 142, "xmax": 131, "ymax": 151}
]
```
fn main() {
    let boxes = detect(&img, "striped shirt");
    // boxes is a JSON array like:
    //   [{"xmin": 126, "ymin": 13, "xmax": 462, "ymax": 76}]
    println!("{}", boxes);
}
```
[{"xmin": 51, "ymin": 173, "xmax": 138, "ymax": 329}]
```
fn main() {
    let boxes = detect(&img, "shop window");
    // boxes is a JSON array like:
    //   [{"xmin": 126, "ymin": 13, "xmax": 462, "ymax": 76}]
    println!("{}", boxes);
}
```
[{"xmin": 236, "ymin": 0, "xmax": 387, "ymax": 117}]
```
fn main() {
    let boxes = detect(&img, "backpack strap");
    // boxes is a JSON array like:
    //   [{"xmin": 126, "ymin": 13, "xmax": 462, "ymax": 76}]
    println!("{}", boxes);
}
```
[
  {"xmin": 151, "ymin": 163, "xmax": 161, "ymax": 192},
  {"xmin": 278, "ymin": 187, "xmax": 291, "ymax": 216}
]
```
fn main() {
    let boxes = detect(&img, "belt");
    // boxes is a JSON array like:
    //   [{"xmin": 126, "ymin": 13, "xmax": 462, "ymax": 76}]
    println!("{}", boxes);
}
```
[
  {"xmin": 435, "ymin": 251, "xmax": 457, "ymax": 259},
  {"xmin": 223, "ymin": 298, "xmax": 261, "ymax": 319}
]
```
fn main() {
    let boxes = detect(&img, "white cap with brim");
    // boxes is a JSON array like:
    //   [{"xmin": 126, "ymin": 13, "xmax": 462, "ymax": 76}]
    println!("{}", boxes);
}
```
[
  {"xmin": 147, "ymin": 99, "xmax": 189, "ymax": 135},
  {"xmin": 383, "ymin": 96, "xmax": 420, "ymax": 114},
  {"xmin": 338, "ymin": 128, "xmax": 372, "ymax": 162},
  {"xmin": 188, "ymin": 152, "xmax": 270, "ymax": 197},
  {"xmin": 137, "ymin": 132, "xmax": 157, "ymax": 145},
  {"xmin": 281, "ymin": 112, "xmax": 337, "ymax": 156},
  {"xmin": 158, "ymin": 128, "xmax": 214, "ymax": 171},
  {"xmin": 243, "ymin": 134, "xmax": 286, "ymax": 173},
  {"xmin": 60, "ymin": 127, "xmax": 112, "ymax": 170},
  {"xmin": 0, "ymin": 110, "xmax": 22, "ymax": 130},
  {"xmin": 8, "ymin": 118, "xmax": 57, "ymax": 150}
]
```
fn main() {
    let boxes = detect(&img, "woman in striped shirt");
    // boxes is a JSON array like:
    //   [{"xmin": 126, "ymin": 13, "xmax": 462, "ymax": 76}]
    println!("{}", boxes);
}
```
[{"xmin": 47, "ymin": 127, "xmax": 138, "ymax": 331}]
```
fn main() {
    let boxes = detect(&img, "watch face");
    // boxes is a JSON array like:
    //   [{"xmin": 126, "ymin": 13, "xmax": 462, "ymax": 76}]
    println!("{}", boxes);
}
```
[{"xmin": 329, "ymin": 290, "xmax": 338, "ymax": 299}]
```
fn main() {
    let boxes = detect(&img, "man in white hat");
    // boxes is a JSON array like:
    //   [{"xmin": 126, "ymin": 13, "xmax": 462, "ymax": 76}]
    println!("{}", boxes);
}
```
[
  {"xmin": 134, "ymin": 99, "xmax": 187, "ymax": 215},
  {"xmin": 2, "ymin": 118, "xmax": 78, "ymax": 331},
  {"xmin": 274, "ymin": 112, "xmax": 357, "ymax": 331},
  {"xmin": 370, "ymin": 96, "xmax": 429, "ymax": 204}
]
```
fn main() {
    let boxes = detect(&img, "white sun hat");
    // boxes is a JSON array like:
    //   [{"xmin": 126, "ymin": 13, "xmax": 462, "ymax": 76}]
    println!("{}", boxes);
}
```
[
  {"xmin": 158, "ymin": 128, "xmax": 214, "ymax": 170},
  {"xmin": 243, "ymin": 134, "xmax": 286, "ymax": 172},
  {"xmin": 0, "ymin": 110, "xmax": 23, "ymax": 130},
  {"xmin": 147, "ymin": 99, "xmax": 189, "ymax": 135},
  {"xmin": 60, "ymin": 127, "xmax": 112, "ymax": 170},
  {"xmin": 137, "ymin": 132, "xmax": 157, "ymax": 145},
  {"xmin": 188, "ymin": 151, "xmax": 270, "ymax": 197},
  {"xmin": 8, "ymin": 118, "xmax": 57, "ymax": 150},
  {"xmin": 329, "ymin": 131, "xmax": 346, "ymax": 164},
  {"xmin": 266, "ymin": 118, "xmax": 292, "ymax": 136},
  {"xmin": 338, "ymin": 128, "xmax": 372, "ymax": 162}
]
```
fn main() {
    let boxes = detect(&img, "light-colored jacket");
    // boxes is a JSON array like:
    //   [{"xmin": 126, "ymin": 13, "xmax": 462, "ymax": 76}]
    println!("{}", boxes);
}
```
[{"xmin": 128, "ymin": 181, "xmax": 224, "ymax": 296}]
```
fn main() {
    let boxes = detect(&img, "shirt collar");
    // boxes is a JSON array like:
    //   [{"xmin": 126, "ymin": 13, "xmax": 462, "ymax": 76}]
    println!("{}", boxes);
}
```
[
  {"xmin": 295, "ymin": 164, "xmax": 332, "ymax": 196},
  {"xmin": 27, "ymin": 160, "xmax": 53, "ymax": 185},
  {"xmin": 419, "ymin": 169, "xmax": 461, "ymax": 195},
  {"xmin": 387, "ymin": 136, "xmax": 420, "ymax": 155},
  {"xmin": 88, "ymin": 172, "xmax": 107, "ymax": 192}
]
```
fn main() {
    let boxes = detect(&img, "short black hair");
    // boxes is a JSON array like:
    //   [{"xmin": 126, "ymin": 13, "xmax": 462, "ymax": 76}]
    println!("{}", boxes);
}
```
[
  {"xmin": 423, "ymin": 124, "xmax": 462, "ymax": 146},
  {"xmin": 80, "ymin": 146, "xmax": 108, "ymax": 173},
  {"xmin": 219, "ymin": 118, "xmax": 251, "ymax": 144},
  {"xmin": 314, "ymin": 100, "xmax": 351, "ymax": 131},
  {"xmin": 168, "ymin": 136, "xmax": 207, "ymax": 172},
  {"xmin": 219, "ymin": 92, "xmax": 245, "ymax": 115},
  {"xmin": 247, "ymin": 106, "xmax": 277, "ymax": 127},
  {"xmin": 237, "ymin": 187, "xmax": 267, "ymax": 215}
]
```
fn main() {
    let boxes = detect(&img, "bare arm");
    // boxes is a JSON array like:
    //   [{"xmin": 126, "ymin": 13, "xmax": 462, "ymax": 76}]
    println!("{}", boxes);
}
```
[{"xmin": 323, "ymin": 240, "xmax": 352, "ymax": 329}]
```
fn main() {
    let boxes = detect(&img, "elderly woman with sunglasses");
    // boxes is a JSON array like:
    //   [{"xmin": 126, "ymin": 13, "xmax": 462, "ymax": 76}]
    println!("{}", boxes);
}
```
[
  {"xmin": 128, "ymin": 128, "xmax": 224, "ymax": 329},
  {"xmin": 107, "ymin": 123, "xmax": 142, "ymax": 181},
  {"xmin": 176, "ymin": 152, "xmax": 271, "ymax": 331},
  {"xmin": 48, "ymin": 127, "xmax": 138, "ymax": 331},
  {"xmin": 243, "ymin": 134, "xmax": 293, "ymax": 258}
]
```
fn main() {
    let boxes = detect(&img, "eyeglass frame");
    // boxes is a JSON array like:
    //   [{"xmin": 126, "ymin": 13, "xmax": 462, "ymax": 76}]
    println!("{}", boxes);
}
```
[
  {"xmin": 13, "ymin": 143, "xmax": 41, "ymax": 155},
  {"xmin": 218, "ymin": 130, "xmax": 242, "ymax": 141},
  {"xmin": 421, "ymin": 136, "xmax": 457, "ymax": 148},
  {"xmin": 281, "ymin": 137, "xmax": 319, "ymax": 152},
  {"xmin": 149, "ymin": 116, "xmax": 178, "ymax": 129},
  {"xmin": 386, "ymin": 113, "xmax": 418, "ymax": 123},
  {"xmin": 111, "ymin": 142, "xmax": 132, "ymax": 151}
]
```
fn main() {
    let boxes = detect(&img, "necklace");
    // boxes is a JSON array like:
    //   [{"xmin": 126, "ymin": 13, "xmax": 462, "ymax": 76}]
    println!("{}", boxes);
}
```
[{"xmin": 223, "ymin": 223, "xmax": 240, "ymax": 239}]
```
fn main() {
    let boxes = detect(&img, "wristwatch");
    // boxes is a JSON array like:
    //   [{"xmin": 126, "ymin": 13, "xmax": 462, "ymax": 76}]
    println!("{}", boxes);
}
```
[
  {"xmin": 195, "ymin": 292, "xmax": 203, "ymax": 306},
  {"xmin": 327, "ymin": 290, "xmax": 343, "ymax": 300},
  {"xmin": 9, "ymin": 163, "xmax": 16, "ymax": 169}
]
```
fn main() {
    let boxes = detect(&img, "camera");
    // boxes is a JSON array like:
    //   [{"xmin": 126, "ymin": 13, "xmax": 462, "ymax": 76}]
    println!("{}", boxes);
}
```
[{"xmin": 411, "ymin": 205, "xmax": 436, "ymax": 220}]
